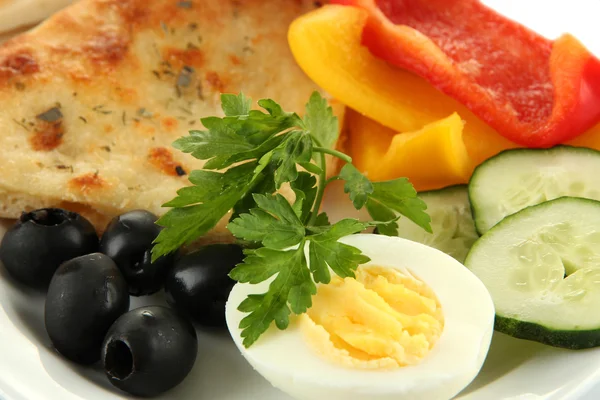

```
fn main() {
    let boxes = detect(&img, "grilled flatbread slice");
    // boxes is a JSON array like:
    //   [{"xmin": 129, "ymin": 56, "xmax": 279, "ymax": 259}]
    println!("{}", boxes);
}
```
[
  {"xmin": 0, "ymin": 0, "xmax": 341, "ymax": 236},
  {"xmin": 0, "ymin": 0, "xmax": 74, "ymax": 36}
]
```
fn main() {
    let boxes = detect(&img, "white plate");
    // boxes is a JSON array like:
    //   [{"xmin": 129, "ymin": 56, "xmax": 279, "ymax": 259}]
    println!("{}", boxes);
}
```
[
  {"xmin": 3, "ymin": 1, "xmax": 600, "ymax": 399},
  {"xmin": 3, "ymin": 181, "xmax": 600, "ymax": 400},
  {"xmin": 2, "ymin": 256, "xmax": 600, "ymax": 400}
]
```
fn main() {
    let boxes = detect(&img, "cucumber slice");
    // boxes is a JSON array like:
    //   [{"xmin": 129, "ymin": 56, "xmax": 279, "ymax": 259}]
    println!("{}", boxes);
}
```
[
  {"xmin": 469, "ymin": 146, "xmax": 600, "ymax": 234},
  {"xmin": 465, "ymin": 197, "xmax": 600, "ymax": 349},
  {"xmin": 396, "ymin": 185, "xmax": 478, "ymax": 263}
]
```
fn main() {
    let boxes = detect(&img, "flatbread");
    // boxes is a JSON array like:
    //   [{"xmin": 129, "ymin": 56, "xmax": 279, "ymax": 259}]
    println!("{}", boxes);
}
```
[
  {"xmin": 0, "ymin": 0, "xmax": 341, "ymax": 233},
  {"xmin": 0, "ymin": 0, "xmax": 73, "ymax": 35}
]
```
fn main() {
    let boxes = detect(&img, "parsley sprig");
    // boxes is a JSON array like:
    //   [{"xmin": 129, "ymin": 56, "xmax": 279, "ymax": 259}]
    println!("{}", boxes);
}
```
[{"xmin": 152, "ymin": 92, "xmax": 432, "ymax": 347}]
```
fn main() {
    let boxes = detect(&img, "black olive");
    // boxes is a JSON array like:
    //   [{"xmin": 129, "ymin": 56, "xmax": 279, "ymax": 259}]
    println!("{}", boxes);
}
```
[
  {"xmin": 100, "ymin": 210, "xmax": 174, "ymax": 296},
  {"xmin": 45, "ymin": 253, "xmax": 130, "ymax": 365},
  {"xmin": 164, "ymin": 244, "xmax": 244, "ymax": 327},
  {"xmin": 0, "ymin": 208, "xmax": 98, "ymax": 288},
  {"xmin": 101, "ymin": 306, "xmax": 197, "ymax": 397}
]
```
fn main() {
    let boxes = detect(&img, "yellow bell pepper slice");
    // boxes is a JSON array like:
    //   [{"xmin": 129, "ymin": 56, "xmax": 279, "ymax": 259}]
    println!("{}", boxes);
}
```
[
  {"xmin": 568, "ymin": 122, "xmax": 600, "ymax": 149},
  {"xmin": 347, "ymin": 110, "xmax": 470, "ymax": 191},
  {"xmin": 290, "ymin": 4, "xmax": 600, "ymax": 187},
  {"xmin": 288, "ymin": 5, "xmax": 518, "ymax": 169}
]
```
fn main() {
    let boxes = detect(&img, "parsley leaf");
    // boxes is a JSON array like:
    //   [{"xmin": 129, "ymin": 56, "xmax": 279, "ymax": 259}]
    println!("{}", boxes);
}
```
[
  {"xmin": 218, "ymin": 134, "xmax": 286, "ymax": 170},
  {"xmin": 153, "ymin": 162, "xmax": 265, "ymax": 260},
  {"xmin": 174, "ymin": 115, "xmax": 292, "ymax": 171},
  {"xmin": 231, "ymin": 171, "xmax": 276, "ymax": 220},
  {"xmin": 174, "ymin": 93, "xmax": 302, "ymax": 171},
  {"xmin": 365, "ymin": 199, "xmax": 398, "ymax": 236},
  {"xmin": 271, "ymin": 130, "xmax": 313, "ymax": 187},
  {"xmin": 153, "ymin": 93, "xmax": 431, "ymax": 348},
  {"xmin": 314, "ymin": 212, "xmax": 330, "ymax": 227},
  {"xmin": 339, "ymin": 164, "xmax": 373, "ymax": 209},
  {"xmin": 161, "ymin": 170, "xmax": 223, "ymax": 208},
  {"xmin": 339, "ymin": 163, "xmax": 432, "ymax": 234},
  {"xmin": 174, "ymin": 124, "xmax": 253, "ymax": 170},
  {"xmin": 308, "ymin": 219, "xmax": 371, "ymax": 283},
  {"xmin": 230, "ymin": 245, "xmax": 313, "ymax": 347},
  {"xmin": 229, "ymin": 217, "xmax": 370, "ymax": 348},
  {"xmin": 258, "ymin": 99, "xmax": 292, "ymax": 118},
  {"xmin": 221, "ymin": 93, "xmax": 251, "ymax": 116},
  {"xmin": 370, "ymin": 179, "xmax": 432, "ymax": 233},
  {"xmin": 304, "ymin": 91, "xmax": 339, "ymax": 149},
  {"xmin": 290, "ymin": 171, "xmax": 317, "ymax": 222},
  {"xmin": 228, "ymin": 194, "xmax": 305, "ymax": 249}
]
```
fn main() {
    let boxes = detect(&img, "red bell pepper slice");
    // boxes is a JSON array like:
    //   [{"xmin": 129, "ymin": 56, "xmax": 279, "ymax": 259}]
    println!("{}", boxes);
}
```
[{"xmin": 331, "ymin": 0, "xmax": 600, "ymax": 147}]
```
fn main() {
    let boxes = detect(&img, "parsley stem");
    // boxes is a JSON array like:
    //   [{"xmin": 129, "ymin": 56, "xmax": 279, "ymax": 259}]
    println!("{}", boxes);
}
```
[
  {"xmin": 313, "ymin": 147, "xmax": 352, "ymax": 164},
  {"xmin": 325, "ymin": 175, "xmax": 341, "ymax": 186},
  {"xmin": 307, "ymin": 150, "xmax": 328, "ymax": 226}
]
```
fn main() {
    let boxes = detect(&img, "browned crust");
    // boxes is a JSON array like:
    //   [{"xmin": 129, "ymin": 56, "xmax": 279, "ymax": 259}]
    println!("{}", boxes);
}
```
[
  {"xmin": 163, "ymin": 46, "xmax": 205, "ymax": 69},
  {"xmin": 68, "ymin": 172, "xmax": 108, "ymax": 194},
  {"xmin": 148, "ymin": 147, "xmax": 186, "ymax": 177},
  {"xmin": 29, "ymin": 120, "xmax": 64, "ymax": 151}
]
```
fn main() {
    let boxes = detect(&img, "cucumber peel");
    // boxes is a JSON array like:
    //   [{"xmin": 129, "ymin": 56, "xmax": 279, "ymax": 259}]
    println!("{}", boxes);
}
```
[{"xmin": 495, "ymin": 315, "xmax": 600, "ymax": 350}]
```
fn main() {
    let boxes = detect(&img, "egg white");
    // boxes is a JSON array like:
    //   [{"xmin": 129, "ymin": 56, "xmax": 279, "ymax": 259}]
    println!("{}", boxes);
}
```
[{"xmin": 226, "ymin": 234, "xmax": 495, "ymax": 400}]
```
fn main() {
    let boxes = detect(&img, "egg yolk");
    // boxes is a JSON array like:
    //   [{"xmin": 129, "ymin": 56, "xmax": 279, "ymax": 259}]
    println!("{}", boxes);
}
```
[{"xmin": 300, "ymin": 265, "xmax": 444, "ymax": 369}]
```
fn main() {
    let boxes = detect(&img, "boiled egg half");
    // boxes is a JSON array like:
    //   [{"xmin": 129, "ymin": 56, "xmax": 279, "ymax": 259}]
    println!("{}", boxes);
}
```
[{"xmin": 226, "ymin": 234, "xmax": 495, "ymax": 400}]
